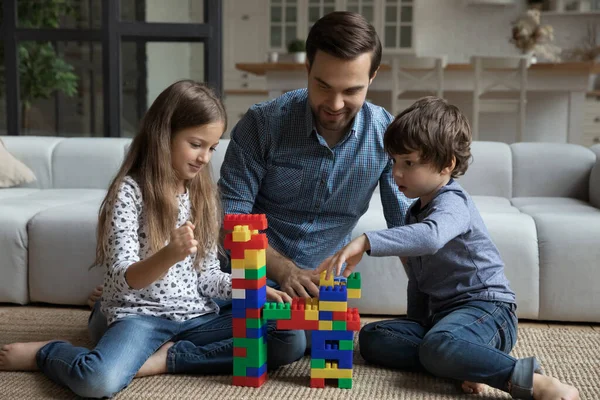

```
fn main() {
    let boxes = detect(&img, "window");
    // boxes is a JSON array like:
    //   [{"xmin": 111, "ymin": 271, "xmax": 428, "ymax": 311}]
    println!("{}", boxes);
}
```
[
  {"xmin": 383, "ymin": 0, "xmax": 413, "ymax": 50},
  {"xmin": 270, "ymin": 0, "xmax": 298, "ymax": 50},
  {"xmin": 1, "ymin": 0, "xmax": 222, "ymax": 137}
]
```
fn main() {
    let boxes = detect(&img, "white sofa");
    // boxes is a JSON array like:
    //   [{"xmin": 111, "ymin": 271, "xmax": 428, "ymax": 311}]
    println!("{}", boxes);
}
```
[{"xmin": 1, "ymin": 136, "xmax": 600, "ymax": 322}]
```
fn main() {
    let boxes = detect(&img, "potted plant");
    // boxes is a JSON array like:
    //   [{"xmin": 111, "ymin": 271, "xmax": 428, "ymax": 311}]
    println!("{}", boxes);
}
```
[
  {"xmin": 287, "ymin": 39, "xmax": 306, "ymax": 63},
  {"xmin": 0, "ymin": 0, "xmax": 79, "ymax": 131}
]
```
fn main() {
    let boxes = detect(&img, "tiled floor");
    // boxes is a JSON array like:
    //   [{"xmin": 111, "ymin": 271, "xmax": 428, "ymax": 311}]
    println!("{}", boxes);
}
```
[{"xmin": 361, "ymin": 315, "xmax": 600, "ymax": 331}]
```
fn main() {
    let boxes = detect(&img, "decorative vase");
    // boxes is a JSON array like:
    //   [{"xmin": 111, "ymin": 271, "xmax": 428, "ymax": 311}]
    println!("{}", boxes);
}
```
[{"xmin": 292, "ymin": 52, "xmax": 306, "ymax": 63}]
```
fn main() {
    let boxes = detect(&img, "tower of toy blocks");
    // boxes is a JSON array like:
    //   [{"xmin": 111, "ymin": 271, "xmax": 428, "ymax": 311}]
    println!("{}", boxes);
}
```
[
  {"xmin": 223, "ymin": 214, "xmax": 269, "ymax": 388},
  {"xmin": 263, "ymin": 271, "xmax": 362, "ymax": 389}
]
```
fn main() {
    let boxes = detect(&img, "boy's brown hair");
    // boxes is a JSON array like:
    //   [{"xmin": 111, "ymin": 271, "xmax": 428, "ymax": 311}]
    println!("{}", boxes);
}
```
[{"xmin": 384, "ymin": 96, "xmax": 472, "ymax": 178}]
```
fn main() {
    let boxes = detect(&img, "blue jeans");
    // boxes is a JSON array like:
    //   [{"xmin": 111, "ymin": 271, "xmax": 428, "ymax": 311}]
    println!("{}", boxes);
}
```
[
  {"xmin": 36, "ymin": 302, "xmax": 305, "ymax": 398},
  {"xmin": 359, "ymin": 300, "xmax": 540, "ymax": 399}
]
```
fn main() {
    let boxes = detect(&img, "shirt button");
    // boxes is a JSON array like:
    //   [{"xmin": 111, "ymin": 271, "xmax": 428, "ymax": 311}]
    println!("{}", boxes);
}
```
[
  {"xmin": 315, "ymin": 204, "xmax": 320, "ymax": 210},
  {"xmin": 320, "ymin": 179, "xmax": 326, "ymax": 185}
]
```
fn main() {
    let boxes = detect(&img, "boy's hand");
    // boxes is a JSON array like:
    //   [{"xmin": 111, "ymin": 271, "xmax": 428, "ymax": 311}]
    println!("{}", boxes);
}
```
[
  {"xmin": 315, "ymin": 234, "xmax": 371, "ymax": 280},
  {"xmin": 266, "ymin": 286, "xmax": 293, "ymax": 303},
  {"xmin": 165, "ymin": 221, "xmax": 198, "ymax": 262}
]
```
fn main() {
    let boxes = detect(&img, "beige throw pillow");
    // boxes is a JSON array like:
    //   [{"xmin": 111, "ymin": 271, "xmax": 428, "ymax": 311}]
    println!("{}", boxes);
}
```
[{"xmin": 0, "ymin": 139, "xmax": 36, "ymax": 187}]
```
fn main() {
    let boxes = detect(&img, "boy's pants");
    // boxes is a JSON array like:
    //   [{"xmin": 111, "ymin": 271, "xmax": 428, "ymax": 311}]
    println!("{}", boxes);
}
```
[{"xmin": 359, "ymin": 300, "xmax": 540, "ymax": 399}]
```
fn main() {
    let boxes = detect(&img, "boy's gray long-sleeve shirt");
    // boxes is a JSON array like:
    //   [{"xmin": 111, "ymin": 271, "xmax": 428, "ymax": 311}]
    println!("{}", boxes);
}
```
[{"xmin": 365, "ymin": 179, "xmax": 515, "ymax": 325}]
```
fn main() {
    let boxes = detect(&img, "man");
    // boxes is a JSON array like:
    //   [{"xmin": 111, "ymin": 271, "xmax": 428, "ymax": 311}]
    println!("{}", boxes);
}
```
[
  {"xmin": 87, "ymin": 12, "xmax": 410, "ymax": 360},
  {"xmin": 219, "ymin": 11, "xmax": 411, "ymax": 298}
]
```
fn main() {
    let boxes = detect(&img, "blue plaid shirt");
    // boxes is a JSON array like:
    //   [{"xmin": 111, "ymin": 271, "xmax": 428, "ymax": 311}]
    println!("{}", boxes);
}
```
[{"xmin": 219, "ymin": 89, "xmax": 410, "ymax": 269}]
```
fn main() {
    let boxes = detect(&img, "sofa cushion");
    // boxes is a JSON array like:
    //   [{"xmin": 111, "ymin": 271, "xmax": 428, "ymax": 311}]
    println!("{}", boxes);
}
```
[
  {"xmin": 0, "ymin": 189, "xmax": 107, "ymax": 304},
  {"xmin": 52, "ymin": 138, "xmax": 131, "ymax": 189},
  {"xmin": 589, "ymin": 144, "xmax": 600, "ymax": 209},
  {"xmin": 530, "ymin": 212, "xmax": 600, "ymax": 322},
  {"xmin": 28, "ymin": 199, "xmax": 105, "ymax": 305},
  {"xmin": 0, "ymin": 188, "xmax": 40, "ymax": 200},
  {"xmin": 472, "ymin": 196, "xmax": 519, "ymax": 213},
  {"xmin": 458, "ymin": 141, "xmax": 512, "ymax": 198},
  {"xmin": 512, "ymin": 197, "xmax": 599, "ymax": 214},
  {"xmin": 512, "ymin": 143, "xmax": 596, "ymax": 200},
  {"xmin": 480, "ymin": 212, "xmax": 539, "ymax": 319},
  {"xmin": 0, "ymin": 136, "xmax": 63, "ymax": 189}
]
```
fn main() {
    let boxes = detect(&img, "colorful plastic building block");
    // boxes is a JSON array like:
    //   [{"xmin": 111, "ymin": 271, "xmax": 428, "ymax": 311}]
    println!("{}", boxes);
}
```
[{"xmin": 225, "ymin": 213, "xmax": 362, "ymax": 389}]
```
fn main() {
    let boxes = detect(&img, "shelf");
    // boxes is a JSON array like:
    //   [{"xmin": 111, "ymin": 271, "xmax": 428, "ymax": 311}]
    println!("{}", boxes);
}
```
[{"xmin": 541, "ymin": 10, "xmax": 600, "ymax": 15}]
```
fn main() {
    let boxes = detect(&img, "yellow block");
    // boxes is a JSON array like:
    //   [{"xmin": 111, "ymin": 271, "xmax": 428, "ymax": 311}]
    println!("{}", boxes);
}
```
[
  {"xmin": 319, "ymin": 320, "xmax": 332, "ymax": 330},
  {"xmin": 319, "ymin": 271, "xmax": 334, "ymax": 287},
  {"xmin": 230, "ymin": 259, "xmax": 245, "ymax": 270},
  {"xmin": 232, "ymin": 225, "xmax": 251, "ymax": 242},
  {"xmin": 319, "ymin": 301, "xmax": 347, "ymax": 312},
  {"xmin": 311, "ymin": 362, "xmax": 352, "ymax": 379},
  {"xmin": 244, "ymin": 249, "xmax": 266, "ymax": 270},
  {"xmin": 347, "ymin": 288, "xmax": 362, "ymax": 299},
  {"xmin": 305, "ymin": 308, "xmax": 319, "ymax": 321},
  {"xmin": 252, "ymin": 230, "xmax": 259, "ymax": 234}
]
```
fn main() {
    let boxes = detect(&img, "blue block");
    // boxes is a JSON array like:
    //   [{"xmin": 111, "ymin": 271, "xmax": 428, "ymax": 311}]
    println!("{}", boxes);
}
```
[
  {"xmin": 232, "ymin": 299, "xmax": 246, "ymax": 310},
  {"xmin": 334, "ymin": 277, "xmax": 346, "ymax": 284},
  {"xmin": 245, "ymin": 286, "xmax": 267, "ymax": 309},
  {"xmin": 232, "ymin": 307, "xmax": 246, "ymax": 318},
  {"xmin": 312, "ymin": 330, "xmax": 354, "ymax": 345},
  {"xmin": 319, "ymin": 285, "xmax": 347, "ymax": 302},
  {"xmin": 311, "ymin": 348, "xmax": 353, "ymax": 369},
  {"xmin": 246, "ymin": 363, "xmax": 267, "ymax": 377},
  {"xmin": 319, "ymin": 311, "xmax": 333, "ymax": 320}
]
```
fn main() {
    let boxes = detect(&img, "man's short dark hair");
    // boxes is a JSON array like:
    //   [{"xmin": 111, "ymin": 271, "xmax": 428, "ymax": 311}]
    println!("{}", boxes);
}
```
[{"xmin": 305, "ymin": 11, "xmax": 382, "ymax": 78}]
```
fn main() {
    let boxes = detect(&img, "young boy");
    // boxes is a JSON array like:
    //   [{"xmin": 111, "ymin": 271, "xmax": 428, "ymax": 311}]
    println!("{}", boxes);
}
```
[{"xmin": 316, "ymin": 97, "xmax": 579, "ymax": 400}]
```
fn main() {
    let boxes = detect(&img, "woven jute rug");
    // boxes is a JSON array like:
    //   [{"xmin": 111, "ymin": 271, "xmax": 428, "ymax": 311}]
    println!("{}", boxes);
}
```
[{"xmin": 0, "ymin": 306, "xmax": 598, "ymax": 399}]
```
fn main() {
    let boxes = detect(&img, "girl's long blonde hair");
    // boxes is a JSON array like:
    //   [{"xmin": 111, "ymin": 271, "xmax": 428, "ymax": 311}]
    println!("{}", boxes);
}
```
[{"xmin": 95, "ymin": 80, "xmax": 227, "ymax": 269}]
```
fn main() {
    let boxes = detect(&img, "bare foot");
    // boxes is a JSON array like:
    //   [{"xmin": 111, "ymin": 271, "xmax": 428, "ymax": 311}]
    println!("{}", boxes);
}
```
[
  {"xmin": 135, "ymin": 342, "xmax": 174, "ymax": 378},
  {"xmin": 87, "ymin": 285, "xmax": 103, "ymax": 309},
  {"xmin": 0, "ymin": 341, "xmax": 54, "ymax": 371},
  {"xmin": 533, "ymin": 374, "xmax": 580, "ymax": 400},
  {"xmin": 462, "ymin": 381, "xmax": 486, "ymax": 394}
]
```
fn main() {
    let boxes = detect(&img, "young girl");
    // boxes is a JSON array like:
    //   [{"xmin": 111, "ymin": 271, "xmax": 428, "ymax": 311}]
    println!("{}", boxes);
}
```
[{"xmin": 0, "ymin": 80, "xmax": 303, "ymax": 398}]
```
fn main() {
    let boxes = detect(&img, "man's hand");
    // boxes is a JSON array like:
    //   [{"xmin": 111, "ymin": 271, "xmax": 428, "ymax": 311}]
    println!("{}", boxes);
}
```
[
  {"xmin": 315, "ymin": 234, "xmax": 371, "ymax": 280},
  {"xmin": 266, "ymin": 286, "xmax": 293, "ymax": 303},
  {"xmin": 278, "ymin": 267, "xmax": 321, "ymax": 298}
]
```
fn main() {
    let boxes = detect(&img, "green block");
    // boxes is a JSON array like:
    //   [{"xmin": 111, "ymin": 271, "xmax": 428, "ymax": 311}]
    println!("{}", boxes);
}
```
[
  {"xmin": 332, "ymin": 321, "xmax": 347, "ymax": 331},
  {"xmin": 346, "ymin": 272, "xmax": 361, "ymax": 289},
  {"xmin": 239, "ymin": 338, "xmax": 266, "ymax": 367},
  {"xmin": 233, "ymin": 357, "xmax": 247, "ymax": 376},
  {"xmin": 338, "ymin": 378, "xmax": 353, "ymax": 389},
  {"xmin": 245, "ymin": 266, "xmax": 266, "ymax": 279},
  {"xmin": 263, "ymin": 302, "xmax": 292, "ymax": 320},
  {"xmin": 339, "ymin": 340, "xmax": 354, "ymax": 350},
  {"xmin": 246, "ymin": 317, "xmax": 266, "ymax": 329},
  {"xmin": 311, "ymin": 358, "xmax": 326, "ymax": 369}
]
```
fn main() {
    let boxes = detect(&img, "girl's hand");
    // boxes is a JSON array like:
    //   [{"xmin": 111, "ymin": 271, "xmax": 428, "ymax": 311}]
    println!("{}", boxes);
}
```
[
  {"xmin": 266, "ymin": 286, "xmax": 293, "ymax": 303},
  {"xmin": 315, "ymin": 234, "xmax": 371, "ymax": 280},
  {"xmin": 165, "ymin": 221, "xmax": 198, "ymax": 262}
]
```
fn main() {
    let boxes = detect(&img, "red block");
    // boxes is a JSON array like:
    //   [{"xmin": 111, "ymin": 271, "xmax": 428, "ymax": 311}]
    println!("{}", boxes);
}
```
[
  {"xmin": 246, "ymin": 308, "xmax": 261, "ymax": 319},
  {"xmin": 310, "ymin": 378, "xmax": 325, "ymax": 388},
  {"xmin": 233, "ymin": 372, "xmax": 267, "ymax": 388},
  {"xmin": 232, "ymin": 276, "xmax": 266, "ymax": 290},
  {"xmin": 332, "ymin": 311, "xmax": 347, "ymax": 321},
  {"xmin": 346, "ymin": 308, "xmax": 361, "ymax": 331},
  {"xmin": 233, "ymin": 347, "xmax": 247, "ymax": 357},
  {"xmin": 224, "ymin": 234, "xmax": 269, "ymax": 258},
  {"xmin": 277, "ymin": 319, "xmax": 320, "ymax": 330},
  {"xmin": 224, "ymin": 214, "xmax": 267, "ymax": 231},
  {"xmin": 233, "ymin": 318, "xmax": 246, "ymax": 338}
]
